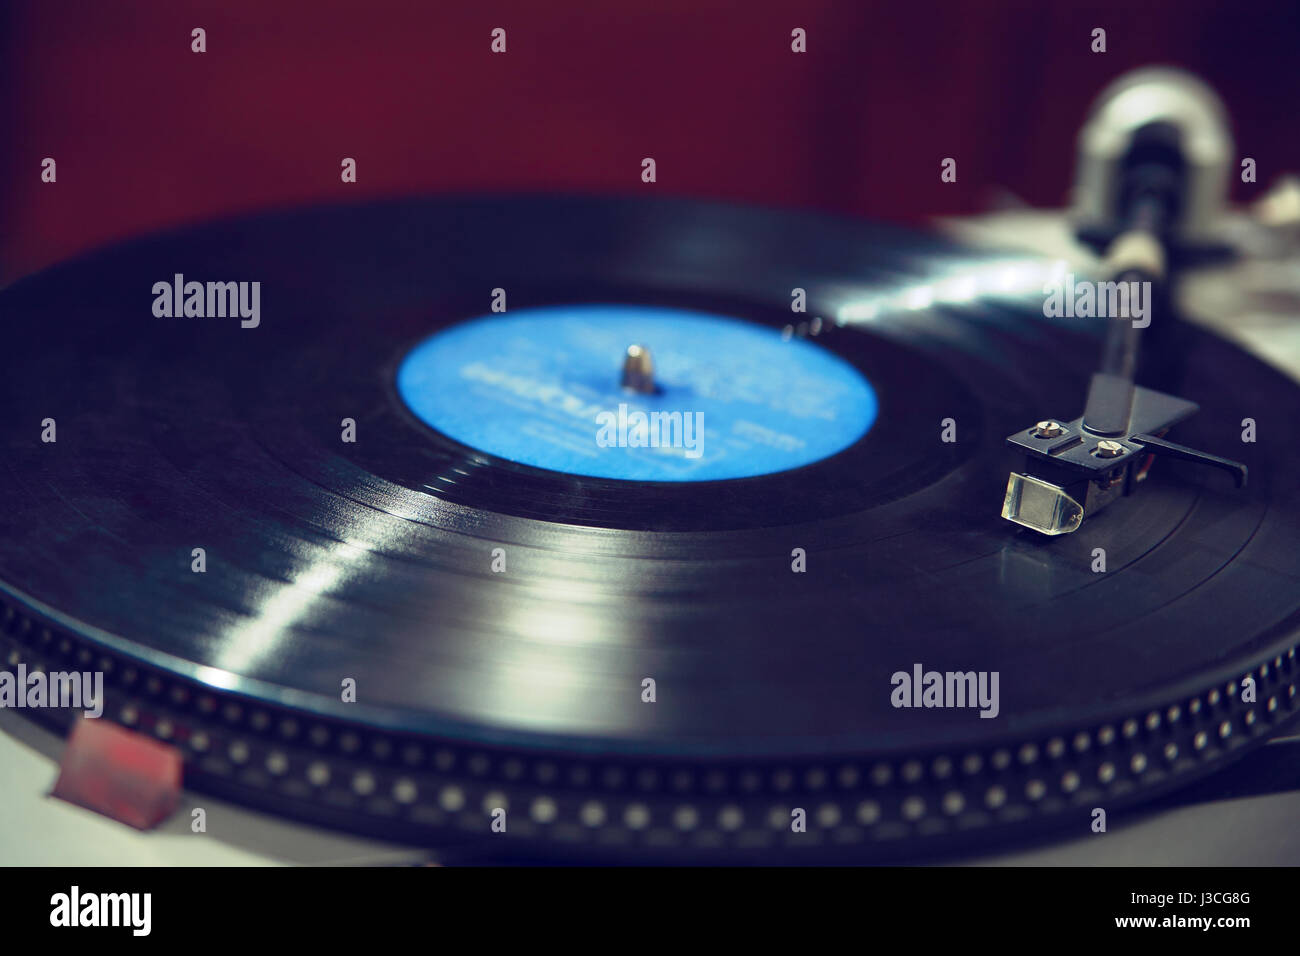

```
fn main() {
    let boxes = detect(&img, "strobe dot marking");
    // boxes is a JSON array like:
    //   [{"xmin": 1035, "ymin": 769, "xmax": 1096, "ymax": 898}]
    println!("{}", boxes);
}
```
[
  {"xmin": 393, "ymin": 779, "xmax": 418, "ymax": 804},
  {"xmin": 530, "ymin": 797, "xmax": 558, "ymax": 824},
  {"xmin": 674, "ymin": 805, "xmax": 700, "ymax": 831},
  {"xmin": 625, "ymin": 804, "xmax": 651, "ymax": 830}
]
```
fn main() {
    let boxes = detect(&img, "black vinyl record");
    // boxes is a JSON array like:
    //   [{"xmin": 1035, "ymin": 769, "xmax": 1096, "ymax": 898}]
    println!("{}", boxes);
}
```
[{"xmin": 1, "ymin": 195, "xmax": 1297, "ymax": 861}]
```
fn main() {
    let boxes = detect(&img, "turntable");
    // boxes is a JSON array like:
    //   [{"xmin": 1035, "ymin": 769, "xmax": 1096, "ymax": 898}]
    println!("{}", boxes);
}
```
[{"xmin": 1, "ymin": 66, "xmax": 1298, "ymax": 866}]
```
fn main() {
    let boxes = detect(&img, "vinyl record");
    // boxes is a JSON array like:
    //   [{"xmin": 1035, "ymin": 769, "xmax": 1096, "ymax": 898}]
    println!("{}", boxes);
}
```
[{"xmin": 1, "ymin": 195, "xmax": 1297, "ymax": 861}]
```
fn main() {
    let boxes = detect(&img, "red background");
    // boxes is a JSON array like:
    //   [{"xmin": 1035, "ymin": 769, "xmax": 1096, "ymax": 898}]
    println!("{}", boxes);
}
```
[{"xmin": 2, "ymin": 0, "xmax": 1297, "ymax": 285}]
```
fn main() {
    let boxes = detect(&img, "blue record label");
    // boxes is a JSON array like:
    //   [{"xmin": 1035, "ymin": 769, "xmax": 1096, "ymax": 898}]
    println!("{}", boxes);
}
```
[{"xmin": 396, "ymin": 305, "xmax": 878, "ymax": 481}]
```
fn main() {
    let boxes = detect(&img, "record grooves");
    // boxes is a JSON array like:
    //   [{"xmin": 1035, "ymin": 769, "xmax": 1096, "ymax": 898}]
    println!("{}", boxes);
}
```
[{"xmin": 1, "ymin": 195, "xmax": 1298, "ymax": 861}]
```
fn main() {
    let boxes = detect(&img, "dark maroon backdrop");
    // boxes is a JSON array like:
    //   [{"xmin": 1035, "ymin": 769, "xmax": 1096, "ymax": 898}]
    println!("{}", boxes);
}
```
[{"xmin": 2, "ymin": 0, "xmax": 1296, "ymax": 284}]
